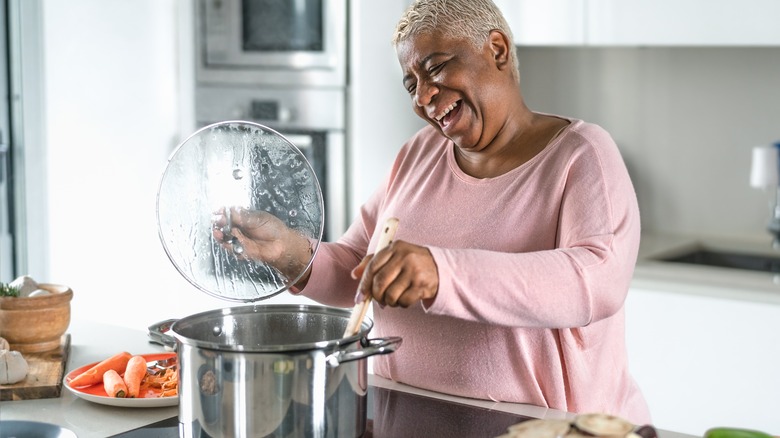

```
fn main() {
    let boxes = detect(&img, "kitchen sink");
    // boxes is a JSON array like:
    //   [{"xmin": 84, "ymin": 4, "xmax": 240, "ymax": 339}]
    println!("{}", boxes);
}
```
[{"xmin": 660, "ymin": 248, "xmax": 780, "ymax": 273}]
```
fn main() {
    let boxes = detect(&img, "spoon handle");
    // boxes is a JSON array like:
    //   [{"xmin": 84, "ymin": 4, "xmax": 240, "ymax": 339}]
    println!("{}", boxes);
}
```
[{"xmin": 343, "ymin": 217, "xmax": 399, "ymax": 338}]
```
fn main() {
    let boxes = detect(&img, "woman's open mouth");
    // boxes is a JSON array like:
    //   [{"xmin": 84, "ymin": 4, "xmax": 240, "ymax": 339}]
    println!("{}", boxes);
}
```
[{"xmin": 434, "ymin": 100, "xmax": 461, "ymax": 129}]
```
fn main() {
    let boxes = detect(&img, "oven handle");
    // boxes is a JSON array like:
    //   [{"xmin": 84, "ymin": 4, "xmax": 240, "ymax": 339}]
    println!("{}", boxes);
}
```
[{"xmin": 281, "ymin": 134, "xmax": 313, "ymax": 151}]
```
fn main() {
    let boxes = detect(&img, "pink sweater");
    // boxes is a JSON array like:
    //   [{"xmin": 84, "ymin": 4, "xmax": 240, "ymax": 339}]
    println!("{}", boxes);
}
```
[{"xmin": 301, "ymin": 118, "xmax": 651, "ymax": 423}]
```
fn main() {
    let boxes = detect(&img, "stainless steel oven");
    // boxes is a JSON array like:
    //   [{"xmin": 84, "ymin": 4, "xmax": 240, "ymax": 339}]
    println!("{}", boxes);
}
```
[
  {"xmin": 196, "ymin": 0, "xmax": 347, "ymax": 87},
  {"xmin": 193, "ymin": 0, "xmax": 349, "ymax": 241},
  {"xmin": 195, "ymin": 86, "xmax": 347, "ymax": 241}
]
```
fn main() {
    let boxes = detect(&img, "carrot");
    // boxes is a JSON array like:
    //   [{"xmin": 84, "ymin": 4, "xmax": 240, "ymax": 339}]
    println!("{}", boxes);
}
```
[
  {"xmin": 123, "ymin": 355, "xmax": 147, "ymax": 398},
  {"xmin": 68, "ymin": 351, "xmax": 132, "ymax": 388},
  {"xmin": 103, "ymin": 369, "xmax": 128, "ymax": 398}
]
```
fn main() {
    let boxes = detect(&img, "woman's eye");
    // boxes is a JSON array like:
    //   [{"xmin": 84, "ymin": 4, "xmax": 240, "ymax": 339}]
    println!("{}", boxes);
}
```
[
  {"xmin": 407, "ymin": 85, "xmax": 417, "ymax": 95},
  {"xmin": 429, "ymin": 63, "xmax": 444, "ymax": 74}
]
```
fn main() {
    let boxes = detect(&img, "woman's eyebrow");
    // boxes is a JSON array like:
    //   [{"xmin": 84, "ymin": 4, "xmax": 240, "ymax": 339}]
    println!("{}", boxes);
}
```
[{"xmin": 402, "ymin": 52, "xmax": 448, "ymax": 84}]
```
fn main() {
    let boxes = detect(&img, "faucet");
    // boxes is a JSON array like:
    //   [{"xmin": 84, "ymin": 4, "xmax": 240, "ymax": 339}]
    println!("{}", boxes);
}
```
[
  {"xmin": 768, "ymin": 185, "xmax": 780, "ymax": 249},
  {"xmin": 752, "ymin": 141, "xmax": 780, "ymax": 248}
]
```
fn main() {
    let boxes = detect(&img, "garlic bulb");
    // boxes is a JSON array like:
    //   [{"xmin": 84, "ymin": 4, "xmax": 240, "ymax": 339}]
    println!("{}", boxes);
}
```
[
  {"xmin": 0, "ymin": 350, "xmax": 29, "ymax": 384},
  {"xmin": 28, "ymin": 289, "xmax": 52, "ymax": 297},
  {"xmin": 9, "ymin": 275, "xmax": 38, "ymax": 297},
  {"xmin": 0, "ymin": 336, "xmax": 9, "ymax": 351}
]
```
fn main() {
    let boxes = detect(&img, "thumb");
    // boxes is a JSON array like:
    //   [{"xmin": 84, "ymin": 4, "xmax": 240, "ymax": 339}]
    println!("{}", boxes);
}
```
[
  {"xmin": 350, "ymin": 255, "xmax": 372, "ymax": 280},
  {"xmin": 351, "ymin": 255, "xmax": 373, "ymax": 304}
]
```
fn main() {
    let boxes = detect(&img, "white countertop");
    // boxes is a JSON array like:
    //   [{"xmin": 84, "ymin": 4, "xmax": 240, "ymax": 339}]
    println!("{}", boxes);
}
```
[
  {"xmin": 633, "ymin": 233, "xmax": 780, "ymax": 306},
  {"xmin": 0, "ymin": 317, "xmax": 696, "ymax": 437}
]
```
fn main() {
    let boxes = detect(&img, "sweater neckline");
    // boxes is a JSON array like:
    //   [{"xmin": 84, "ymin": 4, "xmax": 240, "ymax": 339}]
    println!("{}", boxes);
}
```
[{"xmin": 446, "ymin": 117, "xmax": 577, "ymax": 184}]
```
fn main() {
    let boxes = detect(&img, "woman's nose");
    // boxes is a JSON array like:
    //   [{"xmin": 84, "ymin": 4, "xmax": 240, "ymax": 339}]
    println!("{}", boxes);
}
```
[{"xmin": 414, "ymin": 81, "xmax": 438, "ymax": 107}]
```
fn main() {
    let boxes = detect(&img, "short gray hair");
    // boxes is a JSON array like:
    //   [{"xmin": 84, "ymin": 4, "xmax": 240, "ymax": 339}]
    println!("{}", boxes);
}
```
[{"xmin": 392, "ymin": 0, "xmax": 519, "ymax": 82}]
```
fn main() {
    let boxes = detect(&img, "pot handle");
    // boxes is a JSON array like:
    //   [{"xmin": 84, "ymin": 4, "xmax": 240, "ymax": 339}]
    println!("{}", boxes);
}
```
[
  {"xmin": 147, "ymin": 318, "xmax": 178, "ymax": 351},
  {"xmin": 326, "ymin": 337, "xmax": 403, "ymax": 367}
]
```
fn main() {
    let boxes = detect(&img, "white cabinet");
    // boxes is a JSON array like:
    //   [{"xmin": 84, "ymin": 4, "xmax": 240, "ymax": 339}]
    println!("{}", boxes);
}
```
[
  {"xmin": 588, "ymin": 0, "xmax": 780, "ymax": 46},
  {"xmin": 625, "ymin": 287, "xmax": 780, "ymax": 436},
  {"xmin": 496, "ymin": 0, "xmax": 780, "ymax": 46},
  {"xmin": 493, "ymin": 0, "xmax": 585, "ymax": 45}
]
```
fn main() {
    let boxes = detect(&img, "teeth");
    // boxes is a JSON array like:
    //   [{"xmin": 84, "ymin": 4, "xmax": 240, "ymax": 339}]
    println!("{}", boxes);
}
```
[{"xmin": 435, "ymin": 101, "xmax": 459, "ymax": 121}]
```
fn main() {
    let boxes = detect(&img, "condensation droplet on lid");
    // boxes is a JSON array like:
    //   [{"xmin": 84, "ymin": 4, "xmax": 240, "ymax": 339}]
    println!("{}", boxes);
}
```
[
  {"xmin": 212, "ymin": 326, "xmax": 222, "ymax": 336},
  {"xmin": 232, "ymin": 168, "xmax": 244, "ymax": 180},
  {"xmin": 289, "ymin": 209, "xmax": 297, "ymax": 217}
]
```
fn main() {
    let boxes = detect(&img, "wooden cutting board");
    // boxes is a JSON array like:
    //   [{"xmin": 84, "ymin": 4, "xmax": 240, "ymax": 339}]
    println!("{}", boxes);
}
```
[{"xmin": 0, "ymin": 334, "xmax": 71, "ymax": 401}]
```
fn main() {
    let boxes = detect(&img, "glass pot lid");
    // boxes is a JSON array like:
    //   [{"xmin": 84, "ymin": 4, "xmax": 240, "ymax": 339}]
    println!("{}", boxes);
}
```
[{"xmin": 156, "ymin": 121, "xmax": 324, "ymax": 302}]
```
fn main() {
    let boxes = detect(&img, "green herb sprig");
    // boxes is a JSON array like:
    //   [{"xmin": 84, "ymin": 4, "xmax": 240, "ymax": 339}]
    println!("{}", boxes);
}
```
[{"xmin": 0, "ymin": 282, "xmax": 20, "ymax": 297}]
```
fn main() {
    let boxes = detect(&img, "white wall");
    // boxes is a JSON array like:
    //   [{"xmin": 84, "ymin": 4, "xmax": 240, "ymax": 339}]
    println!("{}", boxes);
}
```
[
  {"xmin": 517, "ymin": 47, "xmax": 780, "ymax": 242},
  {"xmin": 347, "ymin": 0, "xmax": 424, "ymax": 216}
]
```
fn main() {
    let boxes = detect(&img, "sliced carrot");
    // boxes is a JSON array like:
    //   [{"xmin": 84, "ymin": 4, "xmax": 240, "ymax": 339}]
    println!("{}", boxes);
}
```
[
  {"xmin": 68, "ymin": 351, "xmax": 132, "ymax": 388},
  {"xmin": 103, "ymin": 369, "xmax": 128, "ymax": 398},
  {"xmin": 123, "ymin": 355, "xmax": 147, "ymax": 398}
]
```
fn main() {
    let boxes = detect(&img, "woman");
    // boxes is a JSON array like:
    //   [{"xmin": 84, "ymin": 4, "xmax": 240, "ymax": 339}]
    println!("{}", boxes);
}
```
[{"xmin": 216, "ymin": 0, "xmax": 650, "ymax": 423}]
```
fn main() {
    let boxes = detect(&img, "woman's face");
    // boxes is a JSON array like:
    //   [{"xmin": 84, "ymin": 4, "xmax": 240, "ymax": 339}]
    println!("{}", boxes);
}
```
[{"xmin": 396, "ymin": 30, "xmax": 512, "ymax": 152}]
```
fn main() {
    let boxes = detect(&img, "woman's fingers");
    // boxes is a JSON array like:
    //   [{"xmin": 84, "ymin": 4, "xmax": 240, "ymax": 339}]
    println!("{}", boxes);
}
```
[{"xmin": 358, "ymin": 241, "xmax": 438, "ymax": 308}]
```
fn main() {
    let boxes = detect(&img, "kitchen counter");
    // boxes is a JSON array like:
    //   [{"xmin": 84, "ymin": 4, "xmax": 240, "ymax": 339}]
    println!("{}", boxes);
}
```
[
  {"xmin": 633, "ymin": 233, "xmax": 780, "ymax": 306},
  {"xmin": 0, "ymin": 321, "xmax": 178, "ymax": 436},
  {"xmin": 0, "ymin": 320, "xmax": 695, "ymax": 438}
]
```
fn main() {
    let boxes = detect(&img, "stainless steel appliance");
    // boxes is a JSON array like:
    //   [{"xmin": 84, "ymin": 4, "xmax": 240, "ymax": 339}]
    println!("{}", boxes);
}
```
[
  {"xmin": 196, "ymin": 0, "xmax": 347, "ymax": 87},
  {"xmin": 148, "ymin": 305, "xmax": 401, "ymax": 438},
  {"xmin": 193, "ymin": 0, "xmax": 348, "ymax": 241}
]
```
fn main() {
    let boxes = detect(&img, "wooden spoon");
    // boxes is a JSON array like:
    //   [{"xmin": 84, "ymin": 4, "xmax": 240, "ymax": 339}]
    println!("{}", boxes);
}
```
[{"xmin": 343, "ymin": 217, "xmax": 399, "ymax": 338}]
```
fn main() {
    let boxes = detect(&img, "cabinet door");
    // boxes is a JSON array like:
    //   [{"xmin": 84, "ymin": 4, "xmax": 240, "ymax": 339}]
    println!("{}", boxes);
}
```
[
  {"xmin": 494, "ymin": 0, "xmax": 585, "ymax": 46},
  {"xmin": 626, "ymin": 288, "xmax": 780, "ymax": 435},
  {"xmin": 588, "ymin": 0, "xmax": 780, "ymax": 45}
]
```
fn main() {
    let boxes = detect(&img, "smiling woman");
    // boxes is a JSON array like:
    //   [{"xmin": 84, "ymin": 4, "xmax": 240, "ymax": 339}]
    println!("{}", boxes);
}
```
[
  {"xmin": 393, "ymin": 4, "xmax": 569, "ymax": 178},
  {"xmin": 219, "ymin": 0, "xmax": 652, "ymax": 426}
]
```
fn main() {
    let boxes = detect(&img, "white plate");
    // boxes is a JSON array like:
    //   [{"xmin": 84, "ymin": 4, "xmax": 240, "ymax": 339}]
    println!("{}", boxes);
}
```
[{"xmin": 64, "ymin": 353, "xmax": 178, "ymax": 408}]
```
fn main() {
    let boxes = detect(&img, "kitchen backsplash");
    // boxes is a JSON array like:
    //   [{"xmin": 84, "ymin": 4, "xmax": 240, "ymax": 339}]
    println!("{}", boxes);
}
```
[{"xmin": 517, "ymin": 46, "xmax": 780, "ymax": 242}]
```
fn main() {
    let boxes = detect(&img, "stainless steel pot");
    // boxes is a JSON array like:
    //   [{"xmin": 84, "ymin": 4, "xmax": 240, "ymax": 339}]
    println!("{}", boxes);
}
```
[{"xmin": 149, "ymin": 304, "xmax": 400, "ymax": 438}]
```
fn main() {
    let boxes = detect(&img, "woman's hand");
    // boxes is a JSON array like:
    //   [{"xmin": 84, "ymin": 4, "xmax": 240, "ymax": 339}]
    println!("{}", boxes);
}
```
[
  {"xmin": 352, "ymin": 240, "xmax": 439, "ymax": 308},
  {"xmin": 212, "ymin": 207, "xmax": 313, "ymax": 283}
]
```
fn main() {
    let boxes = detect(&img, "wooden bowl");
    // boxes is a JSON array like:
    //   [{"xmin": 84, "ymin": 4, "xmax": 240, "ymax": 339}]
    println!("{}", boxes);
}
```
[{"xmin": 0, "ymin": 283, "xmax": 73, "ymax": 353}]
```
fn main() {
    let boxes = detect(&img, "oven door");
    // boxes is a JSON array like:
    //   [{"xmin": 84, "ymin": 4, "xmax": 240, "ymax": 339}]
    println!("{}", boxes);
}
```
[
  {"xmin": 198, "ymin": 0, "xmax": 347, "ymax": 87},
  {"xmin": 278, "ymin": 130, "xmax": 345, "ymax": 242},
  {"xmin": 195, "ymin": 85, "xmax": 347, "ymax": 241}
]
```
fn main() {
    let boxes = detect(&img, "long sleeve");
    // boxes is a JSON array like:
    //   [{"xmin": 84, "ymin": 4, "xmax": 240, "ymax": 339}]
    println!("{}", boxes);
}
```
[{"xmin": 427, "ymin": 122, "xmax": 640, "ymax": 329}]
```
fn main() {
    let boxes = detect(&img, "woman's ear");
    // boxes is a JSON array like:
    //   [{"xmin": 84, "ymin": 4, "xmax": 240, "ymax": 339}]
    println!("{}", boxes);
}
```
[{"xmin": 488, "ymin": 30, "xmax": 511, "ymax": 70}]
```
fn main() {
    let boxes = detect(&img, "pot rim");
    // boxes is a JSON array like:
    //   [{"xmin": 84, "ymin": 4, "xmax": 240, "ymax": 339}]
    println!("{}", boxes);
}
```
[{"xmin": 169, "ymin": 304, "xmax": 373, "ymax": 353}]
